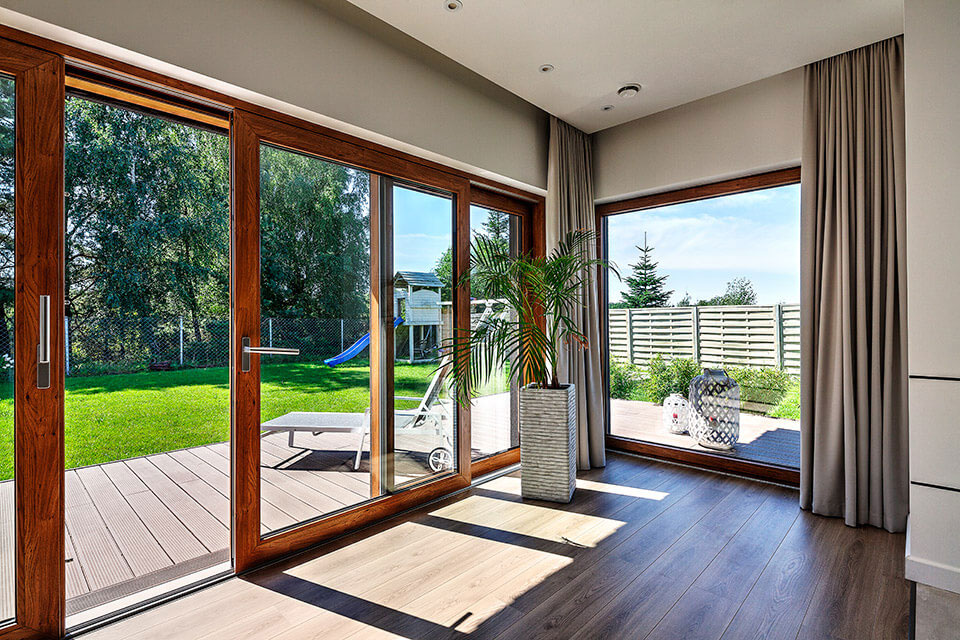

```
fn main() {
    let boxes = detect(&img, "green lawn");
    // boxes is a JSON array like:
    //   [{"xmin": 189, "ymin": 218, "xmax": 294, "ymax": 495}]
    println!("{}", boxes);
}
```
[{"xmin": 0, "ymin": 361, "xmax": 437, "ymax": 480}]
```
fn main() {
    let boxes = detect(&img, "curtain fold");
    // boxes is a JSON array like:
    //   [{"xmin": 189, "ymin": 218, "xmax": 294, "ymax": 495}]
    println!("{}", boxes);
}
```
[
  {"xmin": 546, "ymin": 115, "xmax": 606, "ymax": 469},
  {"xmin": 800, "ymin": 36, "xmax": 908, "ymax": 532}
]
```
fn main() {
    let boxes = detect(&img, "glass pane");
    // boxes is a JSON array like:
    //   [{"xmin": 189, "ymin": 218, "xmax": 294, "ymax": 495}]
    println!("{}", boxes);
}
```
[
  {"xmin": 390, "ymin": 184, "xmax": 456, "ymax": 487},
  {"xmin": 258, "ymin": 144, "xmax": 372, "ymax": 535},
  {"xmin": 64, "ymin": 96, "xmax": 231, "ymax": 620},
  {"xmin": 469, "ymin": 205, "xmax": 520, "ymax": 460},
  {"xmin": 0, "ymin": 74, "xmax": 14, "ymax": 625},
  {"xmin": 605, "ymin": 184, "xmax": 801, "ymax": 468}
]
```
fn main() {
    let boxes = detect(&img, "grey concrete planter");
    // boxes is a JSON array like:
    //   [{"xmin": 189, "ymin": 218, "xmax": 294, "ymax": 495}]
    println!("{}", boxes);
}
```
[{"xmin": 519, "ymin": 383, "xmax": 576, "ymax": 503}]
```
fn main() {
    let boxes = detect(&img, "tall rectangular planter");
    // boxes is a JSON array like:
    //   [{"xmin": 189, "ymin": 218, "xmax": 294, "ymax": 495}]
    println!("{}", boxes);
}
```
[{"xmin": 519, "ymin": 383, "xmax": 576, "ymax": 503}]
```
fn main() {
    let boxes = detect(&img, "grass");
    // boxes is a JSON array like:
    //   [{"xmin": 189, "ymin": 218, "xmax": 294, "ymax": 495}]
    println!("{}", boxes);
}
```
[
  {"xmin": 0, "ymin": 360, "xmax": 437, "ymax": 480},
  {"xmin": 768, "ymin": 381, "xmax": 801, "ymax": 420}
]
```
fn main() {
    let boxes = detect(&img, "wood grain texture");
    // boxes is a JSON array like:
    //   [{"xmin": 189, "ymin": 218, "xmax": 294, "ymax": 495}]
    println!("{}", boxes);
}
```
[
  {"xmin": 230, "ymin": 110, "xmax": 261, "ymax": 574},
  {"xmin": 81, "ymin": 453, "xmax": 909, "ymax": 640},
  {"xmin": 2, "ymin": 34, "xmax": 67, "ymax": 640},
  {"xmin": 596, "ymin": 166, "xmax": 801, "ymax": 216}
]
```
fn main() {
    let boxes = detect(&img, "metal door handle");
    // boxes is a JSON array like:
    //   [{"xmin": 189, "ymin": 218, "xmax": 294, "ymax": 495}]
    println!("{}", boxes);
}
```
[
  {"xmin": 241, "ymin": 336, "xmax": 300, "ymax": 372},
  {"xmin": 37, "ymin": 295, "xmax": 50, "ymax": 389}
]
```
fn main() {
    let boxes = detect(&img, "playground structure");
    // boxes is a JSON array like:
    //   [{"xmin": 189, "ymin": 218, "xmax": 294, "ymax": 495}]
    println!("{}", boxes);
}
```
[{"xmin": 394, "ymin": 271, "xmax": 444, "ymax": 364}]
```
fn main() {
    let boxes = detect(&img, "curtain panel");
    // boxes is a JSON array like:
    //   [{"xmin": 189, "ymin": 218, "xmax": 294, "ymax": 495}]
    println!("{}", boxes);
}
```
[
  {"xmin": 546, "ymin": 115, "xmax": 606, "ymax": 469},
  {"xmin": 800, "ymin": 36, "xmax": 908, "ymax": 532}
]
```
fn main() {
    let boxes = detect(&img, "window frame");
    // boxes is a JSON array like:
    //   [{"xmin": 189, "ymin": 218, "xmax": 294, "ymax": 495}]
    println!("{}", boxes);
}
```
[{"xmin": 595, "ymin": 167, "xmax": 802, "ymax": 486}]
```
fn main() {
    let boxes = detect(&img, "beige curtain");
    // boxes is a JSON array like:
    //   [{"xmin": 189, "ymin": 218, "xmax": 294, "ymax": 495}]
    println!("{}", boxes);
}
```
[
  {"xmin": 800, "ymin": 36, "xmax": 908, "ymax": 532},
  {"xmin": 546, "ymin": 115, "xmax": 606, "ymax": 469}
]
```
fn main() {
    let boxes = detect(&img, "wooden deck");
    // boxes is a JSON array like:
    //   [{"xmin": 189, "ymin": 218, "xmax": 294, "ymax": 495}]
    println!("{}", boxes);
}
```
[
  {"xmin": 0, "ymin": 393, "xmax": 515, "ymax": 618},
  {"xmin": 610, "ymin": 399, "xmax": 801, "ymax": 468}
]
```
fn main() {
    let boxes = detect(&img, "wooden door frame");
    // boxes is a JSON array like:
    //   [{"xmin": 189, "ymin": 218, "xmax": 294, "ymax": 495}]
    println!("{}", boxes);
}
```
[
  {"xmin": 595, "ymin": 168, "xmax": 802, "ymax": 486},
  {"xmin": 231, "ymin": 109, "xmax": 473, "ymax": 572},
  {"xmin": 0, "ymin": 37, "xmax": 66, "ymax": 640}
]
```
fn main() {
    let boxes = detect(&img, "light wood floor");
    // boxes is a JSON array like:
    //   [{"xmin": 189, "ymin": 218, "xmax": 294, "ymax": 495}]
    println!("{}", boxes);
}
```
[{"xmin": 84, "ymin": 453, "xmax": 909, "ymax": 640}]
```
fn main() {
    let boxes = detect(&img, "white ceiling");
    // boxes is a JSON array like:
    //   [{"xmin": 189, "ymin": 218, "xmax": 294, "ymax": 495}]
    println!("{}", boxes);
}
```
[{"xmin": 345, "ymin": 0, "xmax": 903, "ymax": 133}]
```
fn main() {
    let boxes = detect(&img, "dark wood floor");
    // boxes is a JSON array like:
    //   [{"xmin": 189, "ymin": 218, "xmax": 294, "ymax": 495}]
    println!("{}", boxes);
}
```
[{"xmin": 85, "ymin": 452, "xmax": 909, "ymax": 640}]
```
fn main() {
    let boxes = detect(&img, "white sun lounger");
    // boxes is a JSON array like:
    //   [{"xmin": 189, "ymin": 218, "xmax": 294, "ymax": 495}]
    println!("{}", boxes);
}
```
[{"xmin": 260, "ymin": 366, "xmax": 452, "ymax": 471}]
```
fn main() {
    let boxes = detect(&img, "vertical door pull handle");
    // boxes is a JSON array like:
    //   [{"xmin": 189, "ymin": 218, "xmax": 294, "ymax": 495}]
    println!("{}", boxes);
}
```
[{"xmin": 37, "ymin": 295, "xmax": 50, "ymax": 389}]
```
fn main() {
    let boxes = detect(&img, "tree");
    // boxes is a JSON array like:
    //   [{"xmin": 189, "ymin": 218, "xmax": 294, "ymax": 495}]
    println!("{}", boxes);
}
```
[
  {"xmin": 697, "ymin": 277, "xmax": 757, "ymax": 306},
  {"xmin": 621, "ymin": 233, "xmax": 672, "ymax": 307},
  {"xmin": 434, "ymin": 248, "xmax": 453, "ymax": 302},
  {"xmin": 676, "ymin": 292, "xmax": 691, "ymax": 306}
]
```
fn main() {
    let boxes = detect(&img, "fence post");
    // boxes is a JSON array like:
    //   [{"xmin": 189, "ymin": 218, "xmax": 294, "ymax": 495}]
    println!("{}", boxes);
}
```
[
  {"xmin": 340, "ymin": 318, "xmax": 345, "ymax": 353},
  {"xmin": 64, "ymin": 316, "xmax": 70, "ymax": 377},
  {"xmin": 179, "ymin": 316, "xmax": 184, "ymax": 366},
  {"xmin": 268, "ymin": 318, "xmax": 273, "ymax": 348},
  {"xmin": 773, "ymin": 304, "xmax": 784, "ymax": 370},
  {"xmin": 625, "ymin": 308, "xmax": 634, "ymax": 364},
  {"xmin": 691, "ymin": 306, "xmax": 700, "ymax": 363}
]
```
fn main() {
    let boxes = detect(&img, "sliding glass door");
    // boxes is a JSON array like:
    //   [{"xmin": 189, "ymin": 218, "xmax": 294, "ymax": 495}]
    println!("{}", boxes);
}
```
[
  {"xmin": 62, "ymin": 93, "xmax": 232, "ymax": 623},
  {"xmin": 256, "ymin": 142, "xmax": 373, "ymax": 535},
  {"xmin": 232, "ymin": 111, "xmax": 470, "ymax": 572}
]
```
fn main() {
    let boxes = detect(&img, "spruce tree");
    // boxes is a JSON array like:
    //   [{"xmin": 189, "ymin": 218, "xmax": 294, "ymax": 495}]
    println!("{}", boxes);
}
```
[{"xmin": 622, "ymin": 233, "xmax": 673, "ymax": 307}]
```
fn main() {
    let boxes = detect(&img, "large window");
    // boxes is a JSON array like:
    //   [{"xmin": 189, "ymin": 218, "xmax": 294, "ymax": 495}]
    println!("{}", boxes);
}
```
[
  {"xmin": 257, "ymin": 144, "xmax": 373, "ymax": 534},
  {"xmin": 63, "ymin": 95, "xmax": 231, "ymax": 621},
  {"xmin": 603, "ymin": 176, "xmax": 801, "ymax": 473}
]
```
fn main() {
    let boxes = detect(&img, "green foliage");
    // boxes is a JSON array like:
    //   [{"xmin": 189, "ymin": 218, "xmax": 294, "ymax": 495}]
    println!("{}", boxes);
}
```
[
  {"xmin": 609, "ymin": 357, "xmax": 643, "ymax": 400},
  {"xmin": 642, "ymin": 355, "xmax": 700, "ymax": 404},
  {"xmin": 697, "ymin": 277, "xmax": 757, "ymax": 306},
  {"xmin": 622, "ymin": 233, "xmax": 672, "ymax": 307},
  {"xmin": 437, "ymin": 210, "xmax": 514, "ymax": 302},
  {"xmin": 449, "ymin": 230, "xmax": 613, "ymax": 406},
  {"xmin": 726, "ymin": 366, "xmax": 792, "ymax": 406},
  {"xmin": 768, "ymin": 381, "xmax": 801, "ymax": 419}
]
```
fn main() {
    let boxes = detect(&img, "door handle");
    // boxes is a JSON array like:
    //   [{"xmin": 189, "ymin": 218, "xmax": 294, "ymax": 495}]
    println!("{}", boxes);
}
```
[
  {"xmin": 37, "ymin": 295, "xmax": 50, "ymax": 389},
  {"xmin": 241, "ymin": 336, "xmax": 300, "ymax": 372}
]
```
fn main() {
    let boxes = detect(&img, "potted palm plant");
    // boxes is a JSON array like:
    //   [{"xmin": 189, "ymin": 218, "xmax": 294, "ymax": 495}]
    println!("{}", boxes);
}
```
[{"xmin": 447, "ymin": 230, "xmax": 612, "ymax": 502}]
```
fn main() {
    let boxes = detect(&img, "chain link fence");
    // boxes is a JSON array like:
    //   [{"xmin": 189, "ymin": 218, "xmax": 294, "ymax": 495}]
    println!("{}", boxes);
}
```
[{"xmin": 64, "ymin": 315, "xmax": 370, "ymax": 376}]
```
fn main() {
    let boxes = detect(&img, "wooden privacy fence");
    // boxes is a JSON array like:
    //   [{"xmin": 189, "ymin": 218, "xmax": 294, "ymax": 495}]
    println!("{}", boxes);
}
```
[{"xmin": 608, "ymin": 304, "xmax": 801, "ymax": 376}]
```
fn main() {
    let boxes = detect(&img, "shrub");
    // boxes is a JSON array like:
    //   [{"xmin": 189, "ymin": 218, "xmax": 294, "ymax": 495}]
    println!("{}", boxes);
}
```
[
  {"xmin": 641, "ymin": 355, "xmax": 700, "ymax": 404},
  {"xmin": 727, "ymin": 366, "xmax": 792, "ymax": 406},
  {"xmin": 609, "ymin": 357, "xmax": 642, "ymax": 400}
]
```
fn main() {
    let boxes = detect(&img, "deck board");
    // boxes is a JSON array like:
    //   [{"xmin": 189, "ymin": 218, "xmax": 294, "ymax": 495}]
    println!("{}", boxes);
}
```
[{"xmin": 74, "ymin": 465, "xmax": 173, "ymax": 577}]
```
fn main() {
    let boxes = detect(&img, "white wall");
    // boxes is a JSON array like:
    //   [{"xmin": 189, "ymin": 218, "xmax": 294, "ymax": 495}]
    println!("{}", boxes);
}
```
[
  {"xmin": 592, "ymin": 68, "xmax": 803, "ymax": 203},
  {"xmin": 904, "ymin": 0, "xmax": 960, "ymax": 596},
  {"xmin": 0, "ymin": 0, "xmax": 548, "ymax": 192}
]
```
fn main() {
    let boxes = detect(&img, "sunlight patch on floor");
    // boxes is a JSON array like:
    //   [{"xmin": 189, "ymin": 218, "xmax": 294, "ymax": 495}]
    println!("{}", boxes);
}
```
[{"xmin": 575, "ymin": 478, "xmax": 669, "ymax": 500}]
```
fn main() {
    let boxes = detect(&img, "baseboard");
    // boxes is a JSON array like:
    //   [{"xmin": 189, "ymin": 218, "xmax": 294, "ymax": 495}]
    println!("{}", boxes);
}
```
[{"xmin": 905, "ymin": 554, "xmax": 960, "ymax": 596}]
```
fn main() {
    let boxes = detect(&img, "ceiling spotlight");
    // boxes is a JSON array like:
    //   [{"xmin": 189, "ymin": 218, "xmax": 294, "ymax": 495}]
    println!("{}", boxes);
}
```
[
  {"xmin": 539, "ymin": 64, "xmax": 555, "ymax": 73},
  {"xmin": 601, "ymin": 104, "xmax": 615, "ymax": 112},
  {"xmin": 445, "ymin": 0, "xmax": 462, "ymax": 11},
  {"xmin": 617, "ymin": 83, "xmax": 642, "ymax": 98}
]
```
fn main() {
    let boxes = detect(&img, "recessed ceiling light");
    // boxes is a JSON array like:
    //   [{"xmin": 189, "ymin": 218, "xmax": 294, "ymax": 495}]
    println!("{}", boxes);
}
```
[
  {"xmin": 601, "ymin": 104, "xmax": 615, "ymax": 112},
  {"xmin": 445, "ymin": 0, "xmax": 462, "ymax": 11},
  {"xmin": 617, "ymin": 83, "xmax": 642, "ymax": 98},
  {"xmin": 539, "ymin": 64, "xmax": 555, "ymax": 73}
]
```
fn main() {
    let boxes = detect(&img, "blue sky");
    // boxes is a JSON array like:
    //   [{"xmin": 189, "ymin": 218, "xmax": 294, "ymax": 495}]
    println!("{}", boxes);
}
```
[
  {"xmin": 606, "ymin": 184, "xmax": 800, "ymax": 305},
  {"xmin": 392, "ymin": 189, "xmax": 501, "ymax": 273},
  {"xmin": 393, "ymin": 185, "xmax": 454, "ymax": 272}
]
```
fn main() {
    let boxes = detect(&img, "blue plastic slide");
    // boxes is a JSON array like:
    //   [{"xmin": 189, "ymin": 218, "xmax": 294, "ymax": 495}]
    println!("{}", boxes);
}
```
[{"xmin": 324, "ymin": 316, "xmax": 404, "ymax": 367}]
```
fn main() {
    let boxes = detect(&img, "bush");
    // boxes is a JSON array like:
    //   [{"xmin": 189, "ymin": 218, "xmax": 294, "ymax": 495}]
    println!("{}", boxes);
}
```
[
  {"xmin": 609, "ymin": 357, "xmax": 642, "ymax": 400},
  {"xmin": 726, "ymin": 366, "xmax": 792, "ymax": 406},
  {"xmin": 641, "ymin": 355, "xmax": 700, "ymax": 404}
]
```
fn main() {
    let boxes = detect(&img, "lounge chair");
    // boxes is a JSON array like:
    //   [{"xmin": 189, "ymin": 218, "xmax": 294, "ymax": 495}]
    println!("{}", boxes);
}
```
[{"xmin": 260, "ymin": 366, "xmax": 453, "ymax": 472}]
